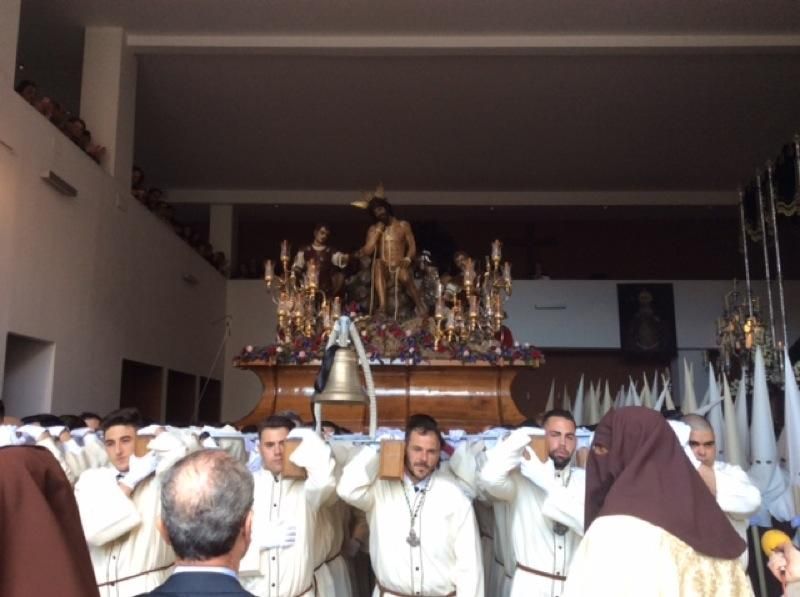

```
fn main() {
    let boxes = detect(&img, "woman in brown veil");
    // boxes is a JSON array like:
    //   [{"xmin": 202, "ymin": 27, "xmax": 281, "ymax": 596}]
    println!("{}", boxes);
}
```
[{"xmin": 563, "ymin": 407, "xmax": 753, "ymax": 596}]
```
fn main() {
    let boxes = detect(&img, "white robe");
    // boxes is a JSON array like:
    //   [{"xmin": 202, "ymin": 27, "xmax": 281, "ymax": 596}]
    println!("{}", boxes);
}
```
[
  {"xmin": 74, "ymin": 467, "xmax": 174, "ymax": 597},
  {"xmin": 480, "ymin": 449, "xmax": 585, "ymax": 597},
  {"xmin": 240, "ymin": 447, "xmax": 336, "ymax": 597},
  {"xmin": 337, "ymin": 446, "xmax": 484, "ymax": 597},
  {"xmin": 563, "ymin": 515, "xmax": 754, "ymax": 597},
  {"xmin": 712, "ymin": 461, "xmax": 761, "ymax": 568}
]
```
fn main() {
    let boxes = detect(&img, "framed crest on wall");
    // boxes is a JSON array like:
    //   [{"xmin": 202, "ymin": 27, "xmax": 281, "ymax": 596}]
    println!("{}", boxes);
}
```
[{"xmin": 617, "ymin": 283, "xmax": 677, "ymax": 358}]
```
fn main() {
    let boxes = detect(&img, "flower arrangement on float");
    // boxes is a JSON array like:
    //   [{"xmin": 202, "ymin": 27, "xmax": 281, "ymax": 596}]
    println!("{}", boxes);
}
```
[{"xmin": 235, "ymin": 305, "xmax": 543, "ymax": 367}]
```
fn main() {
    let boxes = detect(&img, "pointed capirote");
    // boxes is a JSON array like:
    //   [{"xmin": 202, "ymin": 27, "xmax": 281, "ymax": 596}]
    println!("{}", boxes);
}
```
[
  {"xmin": 602, "ymin": 380, "xmax": 613, "ymax": 415},
  {"xmin": 586, "ymin": 379, "xmax": 601, "ymax": 426},
  {"xmin": 782, "ymin": 349, "xmax": 800, "ymax": 492},
  {"xmin": 705, "ymin": 365, "xmax": 726, "ymax": 460},
  {"xmin": 572, "ymin": 375, "xmax": 585, "ymax": 426},
  {"xmin": 734, "ymin": 367, "xmax": 750, "ymax": 467},
  {"xmin": 722, "ymin": 373, "xmax": 744, "ymax": 467},
  {"xmin": 663, "ymin": 373, "xmax": 676, "ymax": 410},
  {"xmin": 651, "ymin": 370, "xmax": 660, "ymax": 409},
  {"xmin": 561, "ymin": 384, "xmax": 571, "ymax": 413},
  {"xmin": 682, "ymin": 358, "xmax": 699, "ymax": 414},
  {"xmin": 613, "ymin": 385, "xmax": 625, "ymax": 409},
  {"xmin": 748, "ymin": 346, "xmax": 781, "ymax": 497},
  {"xmin": 641, "ymin": 374, "xmax": 653, "ymax": 409},
  {"xmin": 627, "ymin": 378, "xmax": 641, "ymax": 407},
  {"xmin": 653, "ymin": 386, "xmax": 667, "ymax": 411},
  {"xmin": 545, "ymin": 379, "xmax": 555, "ymax": 412}
]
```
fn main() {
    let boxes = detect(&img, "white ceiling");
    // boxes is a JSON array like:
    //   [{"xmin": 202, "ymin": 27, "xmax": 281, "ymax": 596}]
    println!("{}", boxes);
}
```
[{"xmin": 17, "ymin": 0, "xmax": 800, "ymax": 198}]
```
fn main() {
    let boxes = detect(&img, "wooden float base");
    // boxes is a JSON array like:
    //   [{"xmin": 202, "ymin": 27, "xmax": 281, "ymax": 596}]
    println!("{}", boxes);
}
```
[{"xmin": 235, "ymin": 360, "xmax": 533, "ymax": 432}]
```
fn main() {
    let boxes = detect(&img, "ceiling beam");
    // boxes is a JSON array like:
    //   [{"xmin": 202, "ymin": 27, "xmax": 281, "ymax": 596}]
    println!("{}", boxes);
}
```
[
  {"xmin": 165, "ymin": 189, "xmax": 736, "ymax": 206},
  {"xmin": 126, "ymin": 33, "xmax": 800, "ymax": 55}
]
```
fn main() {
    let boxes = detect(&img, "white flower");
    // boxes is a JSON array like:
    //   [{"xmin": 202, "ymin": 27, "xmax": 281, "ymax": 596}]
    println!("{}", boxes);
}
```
[
  {"xmin": 245, "ymin": 345, "xmax": 253, "ymax": 352},
  {"xmin": 276, "ymin": 347, "xmax": 284, "ymax": 353},
  {"xmin": 298, "ymin": 350, "xmax": 306, "ymax": 358}
]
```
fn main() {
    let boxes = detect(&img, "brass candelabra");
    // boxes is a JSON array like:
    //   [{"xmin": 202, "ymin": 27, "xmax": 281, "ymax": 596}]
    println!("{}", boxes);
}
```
[
  {"xmin": 433, "ymin": 239, "xmax": 513, "ymax": 349},
  {"xmin": 264, "ymin": 240, "xmax": 340, "ymax": 340}
]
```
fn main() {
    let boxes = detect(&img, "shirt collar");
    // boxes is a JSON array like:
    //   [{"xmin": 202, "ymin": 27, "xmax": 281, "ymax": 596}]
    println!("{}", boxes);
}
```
[
  {"xmin": 173, "ymin": 565, "xmax": 237, "ymax": 578},
  {"xmin": 404, "ymin": 472, "xmax": 432, "ymax": 493}
]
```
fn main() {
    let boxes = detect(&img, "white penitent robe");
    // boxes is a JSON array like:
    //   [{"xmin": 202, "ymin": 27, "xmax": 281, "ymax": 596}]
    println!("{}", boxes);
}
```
[
  {"xmin": 240, "ymin": 444, "xmax": 336, "ymax": 597},
  {"xmin": 562, "ymin": 515, "xmax": 754, "ymax": 597},
  {"xmin": 37, "ymin": 435, "xmax": 78, "ymax": 485},
  {"xmin": 480, "ymin": 452, "xmax": 585, "ymax": 597},
  {"xmin": 712, "ymin": 461, "xmax": 761, "ymax": 568},
  {"xmin": 337, "ymin": 446, "xmax": 484, "ymax": 597},
  {"xmin": 74, "ymin": 468, "xmax": 175, "ymax": 597}
]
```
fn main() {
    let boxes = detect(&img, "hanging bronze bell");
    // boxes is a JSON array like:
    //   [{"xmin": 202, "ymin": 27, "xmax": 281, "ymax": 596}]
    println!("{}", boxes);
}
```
[{"xmin": 313, "ymin": 347, "xmax": 369, "ymax": 404}]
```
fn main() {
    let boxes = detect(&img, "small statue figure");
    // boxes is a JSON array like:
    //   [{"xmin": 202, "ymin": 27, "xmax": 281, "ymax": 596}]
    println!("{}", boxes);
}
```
[{"xmin": 292, "ymin": 223, "xmax": 348, "ymax": 297}]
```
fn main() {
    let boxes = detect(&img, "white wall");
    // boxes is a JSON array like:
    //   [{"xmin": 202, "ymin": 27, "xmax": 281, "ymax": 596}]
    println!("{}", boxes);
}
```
[
  {"xmin": 0, "ymin": 86, "xmax": 227, "ymax": 417},
  {"xmin": 506, "ymin": 279, "xmax": 800, "ymax": 350},
  {"xmin": 221, "ymin": 280, "xmax": 276, "ymax": 422}
]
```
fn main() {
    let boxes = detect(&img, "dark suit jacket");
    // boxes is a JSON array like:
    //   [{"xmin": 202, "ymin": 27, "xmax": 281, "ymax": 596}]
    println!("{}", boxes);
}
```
[{"xmin": 135, "ymin": 571, "xmax": 256, "ymax": 596}]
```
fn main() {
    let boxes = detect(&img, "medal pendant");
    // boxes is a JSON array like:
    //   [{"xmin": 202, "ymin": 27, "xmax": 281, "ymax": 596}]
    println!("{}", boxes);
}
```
[{"xmin": 406, "ymin": 530, "xmax": 420, "ymax": 547}]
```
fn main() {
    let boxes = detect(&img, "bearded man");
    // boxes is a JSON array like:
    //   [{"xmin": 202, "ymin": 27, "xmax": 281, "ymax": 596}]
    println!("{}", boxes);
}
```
[{"xmin": 479, "ymin": 409, "xmax": 585, "ymax": 597}]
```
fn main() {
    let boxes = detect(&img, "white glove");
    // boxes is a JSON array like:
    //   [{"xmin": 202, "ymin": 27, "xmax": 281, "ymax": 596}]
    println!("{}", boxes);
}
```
[
  {"xmin": 70, "ymin": 427, "xmax": 93, "ymax": 439},
  {"xmin": 201, "ymin": 436, "xmax": 219, "ymax": 448},
  {"xmin": 287, "ymin": 427, "xmax": 327, "ymax": 469},
  {"xmin": 501, "ymin": 428, "xmax": 533, "ymax": 455},
  {"xmin": 256, "ymin": 521, "xmax": 297, "ymax": 549},
  {"xmin": 47, "ymin": 425, "xmax": 67, "ymax": 439},
  {"xmin": 120, "ymin": 451, "xmax": 159, "ymax": 489},
  {"xmin": 82, "ymin": 431, "xmax": 103, "ymax": 446},
  {"xmin": 519, "ymin": 446, "xmax": 556, "ymax": 492},
  {"xmin": 374, "ymin": 428, "xmax": 404, "ymax": 441},
  {"xmin": 18, "ymin": 424, "xmax": 47, "ymax": 442},
  {"xmin": 0, "ymin": 426, "xmax": 23, "ymax": 447}
]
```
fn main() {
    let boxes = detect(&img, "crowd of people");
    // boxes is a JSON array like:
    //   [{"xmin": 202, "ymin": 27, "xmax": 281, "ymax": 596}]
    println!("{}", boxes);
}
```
[
  {"xmin": 130, "ymin": 165, "xmax": 229, "ymax": 276},
  {"xmin": 2, "ymin": 394, "xmax": 798, "ymax": 597},
  {"xmin": 15, "ymin": 78, "xmax": 106, "ymax": 164}
]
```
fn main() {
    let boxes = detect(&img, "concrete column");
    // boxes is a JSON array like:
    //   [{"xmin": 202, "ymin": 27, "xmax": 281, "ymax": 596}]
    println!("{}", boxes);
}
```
[
  {"xmin": 0, "ymin": 0, "xmax": 21, "ymax": 89},
  {"xmin": 209, "ymin": 204, "xmax": 237, "ymax": 274},
  {"xmin": 80, "ymin": 27, "xmax": 137, "ymax": 184}
]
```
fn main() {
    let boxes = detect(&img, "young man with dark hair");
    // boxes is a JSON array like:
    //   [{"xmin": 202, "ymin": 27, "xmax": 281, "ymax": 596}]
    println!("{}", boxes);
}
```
[
  {"xmin": 74, "ymin": 408, "xmax": 179, "ymax": 596},
  {"xmin": 480, "ymin": 409, "xmax": 585, "ymax": 596},
  {"xmin": 338, "ymin": 413, "xmax": 483, "ymax": 596},
  {"xmin": 81, "ymin": 411, "xmax": 102, "ymax": 431},
  {"xmin": 240, "ymin": 415, "xmax": 336, "ymax": 597}
]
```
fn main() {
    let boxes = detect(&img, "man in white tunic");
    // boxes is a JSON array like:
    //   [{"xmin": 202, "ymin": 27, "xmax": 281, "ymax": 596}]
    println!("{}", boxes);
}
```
[
  {"xmin": 74, "ymin": 408, "xmax": 178, "ymax": 597},
  {"xmin": 479, "ymin": 410, "xmax": 585, "ymax": 597},
  {"xmin": 682, "ymin": 414, "xmax": 761, "ymax": 568},
  {"xmin": 240, "ymin": 416, "xmax": 336, "ymax": 597},
  {"xmin": 337, "ymin": 414, "xmax": 483, "ymax": 597}
]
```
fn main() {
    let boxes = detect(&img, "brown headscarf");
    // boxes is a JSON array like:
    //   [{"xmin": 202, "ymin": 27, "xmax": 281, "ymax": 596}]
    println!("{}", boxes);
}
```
[
  {"xmin": 0, "ymin": 446, "xmax": 100, "ymax": 597},
  {"xmin": 585, "ymin": 406, "xmax": 746, "ymax": 560}
]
